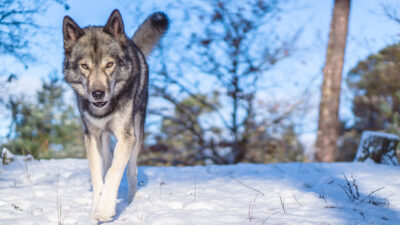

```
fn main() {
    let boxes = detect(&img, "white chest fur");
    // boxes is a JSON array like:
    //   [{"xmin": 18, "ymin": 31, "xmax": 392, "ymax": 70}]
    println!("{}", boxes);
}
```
[{"xmin": 84, "ymin": 112, "xmax": 113, "ymax": 129}]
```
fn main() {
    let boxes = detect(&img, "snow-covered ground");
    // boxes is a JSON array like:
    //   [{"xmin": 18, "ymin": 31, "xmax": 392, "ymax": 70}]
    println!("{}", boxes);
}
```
[{"xmin": 1, "ymin": 154, "xmax": 400, "ymax": 225}]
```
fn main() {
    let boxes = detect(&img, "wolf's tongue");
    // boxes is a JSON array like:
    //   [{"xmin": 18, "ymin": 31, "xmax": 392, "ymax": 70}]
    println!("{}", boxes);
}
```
[{"xmin": 92, "ymin": 101, "xmax": 107, "ymax": 108}]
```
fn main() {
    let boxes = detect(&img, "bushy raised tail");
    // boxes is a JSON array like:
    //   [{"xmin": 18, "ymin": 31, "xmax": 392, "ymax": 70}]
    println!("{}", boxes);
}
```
[{"xmin": 133, "ymin": 12, "xmax": 169, "ymax": 57}]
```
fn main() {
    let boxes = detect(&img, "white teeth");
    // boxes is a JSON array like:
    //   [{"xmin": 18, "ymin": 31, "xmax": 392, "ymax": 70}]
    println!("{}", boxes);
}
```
[{"xmin": 91, "ymin": 101, "xmax": 108, "ymax": 108}]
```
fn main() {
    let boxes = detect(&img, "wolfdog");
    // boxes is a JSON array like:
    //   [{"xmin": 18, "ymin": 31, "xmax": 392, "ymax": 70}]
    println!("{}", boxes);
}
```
[{"xmin": 62, "ymin": 9, "xmax": 168, "ymax": 221}]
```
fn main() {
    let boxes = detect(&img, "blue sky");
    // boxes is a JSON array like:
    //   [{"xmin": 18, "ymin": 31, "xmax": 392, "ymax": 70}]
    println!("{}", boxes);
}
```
[{"xmin": 1, "ymin": 0, "xmax": 399, "ymax": 150}]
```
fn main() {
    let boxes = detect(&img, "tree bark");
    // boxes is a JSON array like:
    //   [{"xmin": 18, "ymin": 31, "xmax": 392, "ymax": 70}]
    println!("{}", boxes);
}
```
[{"xmin": 315, "ymin": 0, "xmax": 351, "ymax": 162}]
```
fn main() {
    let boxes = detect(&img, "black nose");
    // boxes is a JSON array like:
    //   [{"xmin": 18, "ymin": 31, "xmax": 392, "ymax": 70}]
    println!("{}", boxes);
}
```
[{"xmin": 92, "ymin": 90, "xmax": 105, "ymax": 100}]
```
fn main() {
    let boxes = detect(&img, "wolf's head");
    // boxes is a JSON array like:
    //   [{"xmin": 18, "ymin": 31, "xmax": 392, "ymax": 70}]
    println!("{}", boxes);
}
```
[{"xmin": 63, "ymin": 9, "xmax": 168, "ymax": 117}]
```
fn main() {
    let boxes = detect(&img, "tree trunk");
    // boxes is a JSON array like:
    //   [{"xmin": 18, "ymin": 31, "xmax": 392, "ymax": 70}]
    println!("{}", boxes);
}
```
[{"xmin": 315, "ymin": 0, "xmax": 351, "ymax": 162}]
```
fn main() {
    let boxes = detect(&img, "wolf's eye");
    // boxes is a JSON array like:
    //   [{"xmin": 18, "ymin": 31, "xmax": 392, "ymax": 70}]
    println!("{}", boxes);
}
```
[
  {"xmin": 80, "ymin": 64, "xmax": 89, "ymax": 70},
  {"xmin": 106, "ymin": 62, "xmax": 114, "ymax": 68}
]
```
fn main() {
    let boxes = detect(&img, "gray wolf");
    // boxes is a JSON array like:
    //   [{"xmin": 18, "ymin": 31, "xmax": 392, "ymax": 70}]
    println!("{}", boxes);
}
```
[{"xmin": 62, "ymin": 9, "xmax": 168, "ymax": 222}]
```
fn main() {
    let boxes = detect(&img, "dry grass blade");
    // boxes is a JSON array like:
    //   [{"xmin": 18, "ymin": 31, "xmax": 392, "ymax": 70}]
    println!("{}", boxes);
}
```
[
  {"xmin": 193, "ymin": 172, "xmax": 197, "ymax": 202},
  {"xmin": 248, "ymin": 193, "xmax": 259, "ymax": 222},
  {"xmin": 227, "ymin": 175, "xmax": 265, "ymax": 196},
  {"xmin": 279, "ymin": 194, "xmax": 286, "ymax": 214},
  {"xmin": 56, "ymin": 175, "xmax": 62, "ymax": 225}
]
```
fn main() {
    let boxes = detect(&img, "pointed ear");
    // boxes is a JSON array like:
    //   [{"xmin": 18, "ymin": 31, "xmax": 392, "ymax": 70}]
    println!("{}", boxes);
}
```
[
  {"xmin": 104, "ymin": 9, "xmax": 125, "ymax": 40},
  {"xmin": 63, "ymin": 16, "xmax": 83, "ymax": 51}
]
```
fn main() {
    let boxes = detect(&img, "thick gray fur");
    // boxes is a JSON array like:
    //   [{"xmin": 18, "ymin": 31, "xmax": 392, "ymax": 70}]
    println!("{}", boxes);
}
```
[{"xmin": 62, "ymin": 9, "xmax": 168, "ymax": 222}]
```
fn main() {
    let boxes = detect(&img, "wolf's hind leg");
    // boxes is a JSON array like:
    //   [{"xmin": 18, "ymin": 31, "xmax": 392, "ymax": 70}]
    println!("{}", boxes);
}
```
[
  {"xmin": 127, "ymin": 142, "xmax": 141, "ymax": 203},
  {"xmin": 127, "ymin": 113, "xmax": 144, "ymax": 203}
]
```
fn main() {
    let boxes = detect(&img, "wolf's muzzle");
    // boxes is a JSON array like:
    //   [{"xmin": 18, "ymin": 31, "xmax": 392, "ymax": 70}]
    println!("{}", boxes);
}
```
[{"xmin": 89, "ymin": 90, "xmax": 109, "ymax": 108}]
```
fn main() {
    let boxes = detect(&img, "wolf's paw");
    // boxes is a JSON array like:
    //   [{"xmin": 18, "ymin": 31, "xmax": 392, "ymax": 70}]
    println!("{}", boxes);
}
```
[
  {"xmin": 90, "ymin": 204, "xmax": 115, "ymax": 222},
  {"xmin": 94, "ymin": 214, "xmax": 113, "ymax": 223},
  {"xmin": 127, "ymin": 191, "xmax": 135, "ymax": 203},
  {"xmin": 90, "ymin": 209, "xmax": 96, "ymax": 219},
  {"xmin": 92, "ymin": 209, "xmax": 115, "ymax": 222}
]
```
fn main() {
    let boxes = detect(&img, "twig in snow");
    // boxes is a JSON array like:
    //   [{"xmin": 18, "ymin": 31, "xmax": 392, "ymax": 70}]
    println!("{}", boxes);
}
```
[
  {"xmin": 362, "ymin": 187, "xmax": 389, "ymax": 206},
  {"xmin": 338, "ymin": 173, "xmax": 388, "ymax": 206},
  {"xmin": 227, "ymin": 175, "xmax": 265, "ymax": 196},
  {"xmin": 293, "ymin": 195, "xmax": 303, "ymax": 206},
  {"xmin": 12, "ymin": 204, "xmax": 23, "ymax": 211},
  {"xmin": 19, "ymin": 141, "xmax": 31, "ymax": 183},
  {"xmin": 338, "ymin": 173, "xmax": 359, "ymax": 202},
  {"xmin": 361, "ymin": 187, "xmax": 385, "ymax": 202},
  {"xmin": 259, "ymin": 212, "xmax": 279, "ymax": 225},
  {"xmin": 248, "ymin": 193, "xmax": 259, "ymax": 222},
  {"xmin": 279, "ymin": 194, "xmax": 286, "ymax": 214},
  {"xmin": 159, "ymin": 181, "xmax": 165, "ymax": 199},
  {"xmin": 319, "ymin": 188, "xmax": 327, "ymax": 204},
  {"xmin": 194, "ymin": 173, "xmax": 197, "ymax": 202},
  {"xmin": 56, "ymin": 175, "xmax": 62, "ymax": 225}
]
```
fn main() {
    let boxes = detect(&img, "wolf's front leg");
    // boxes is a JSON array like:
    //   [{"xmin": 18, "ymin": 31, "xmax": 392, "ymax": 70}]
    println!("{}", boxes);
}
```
[
  {"xmin": 84, "ymin": 133, "xmax": 104, "ymax": 218},
  {"xmin": 100, "ymin": 132, "xmax": 112, "ymax": 176},
  {"xmin": 93, "ymin": 129, "xmax": 135, "ymax": 222}
]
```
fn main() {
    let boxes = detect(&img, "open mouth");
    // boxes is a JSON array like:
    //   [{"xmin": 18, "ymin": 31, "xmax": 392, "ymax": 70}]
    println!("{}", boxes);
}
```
[{"xmin": 91, "ymin": 101, "xmax": 108, "ymax": 108}]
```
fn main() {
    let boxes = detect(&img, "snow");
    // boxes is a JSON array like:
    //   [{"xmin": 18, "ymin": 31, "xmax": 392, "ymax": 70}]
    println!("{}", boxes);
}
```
[
  {"xmin": 359, "ymin": 131, "xmax": 399, "ymax": 141},
  {"xmin": 355, "ymin": 131, "xmax": 399, "ymax": 165},
  {"xmin": 1, "ymin": 155, "xmax": 400, "ymax": 225}
]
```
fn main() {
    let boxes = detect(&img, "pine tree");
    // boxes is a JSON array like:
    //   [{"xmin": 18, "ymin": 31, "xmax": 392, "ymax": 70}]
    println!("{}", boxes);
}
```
[
  {"xmin": 337, "ymin": 43, "xmax": 400, "ymax": 161},
  {"xmin": 3, "ymin": 74, "xmax": 84, "ymax": 159}
]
